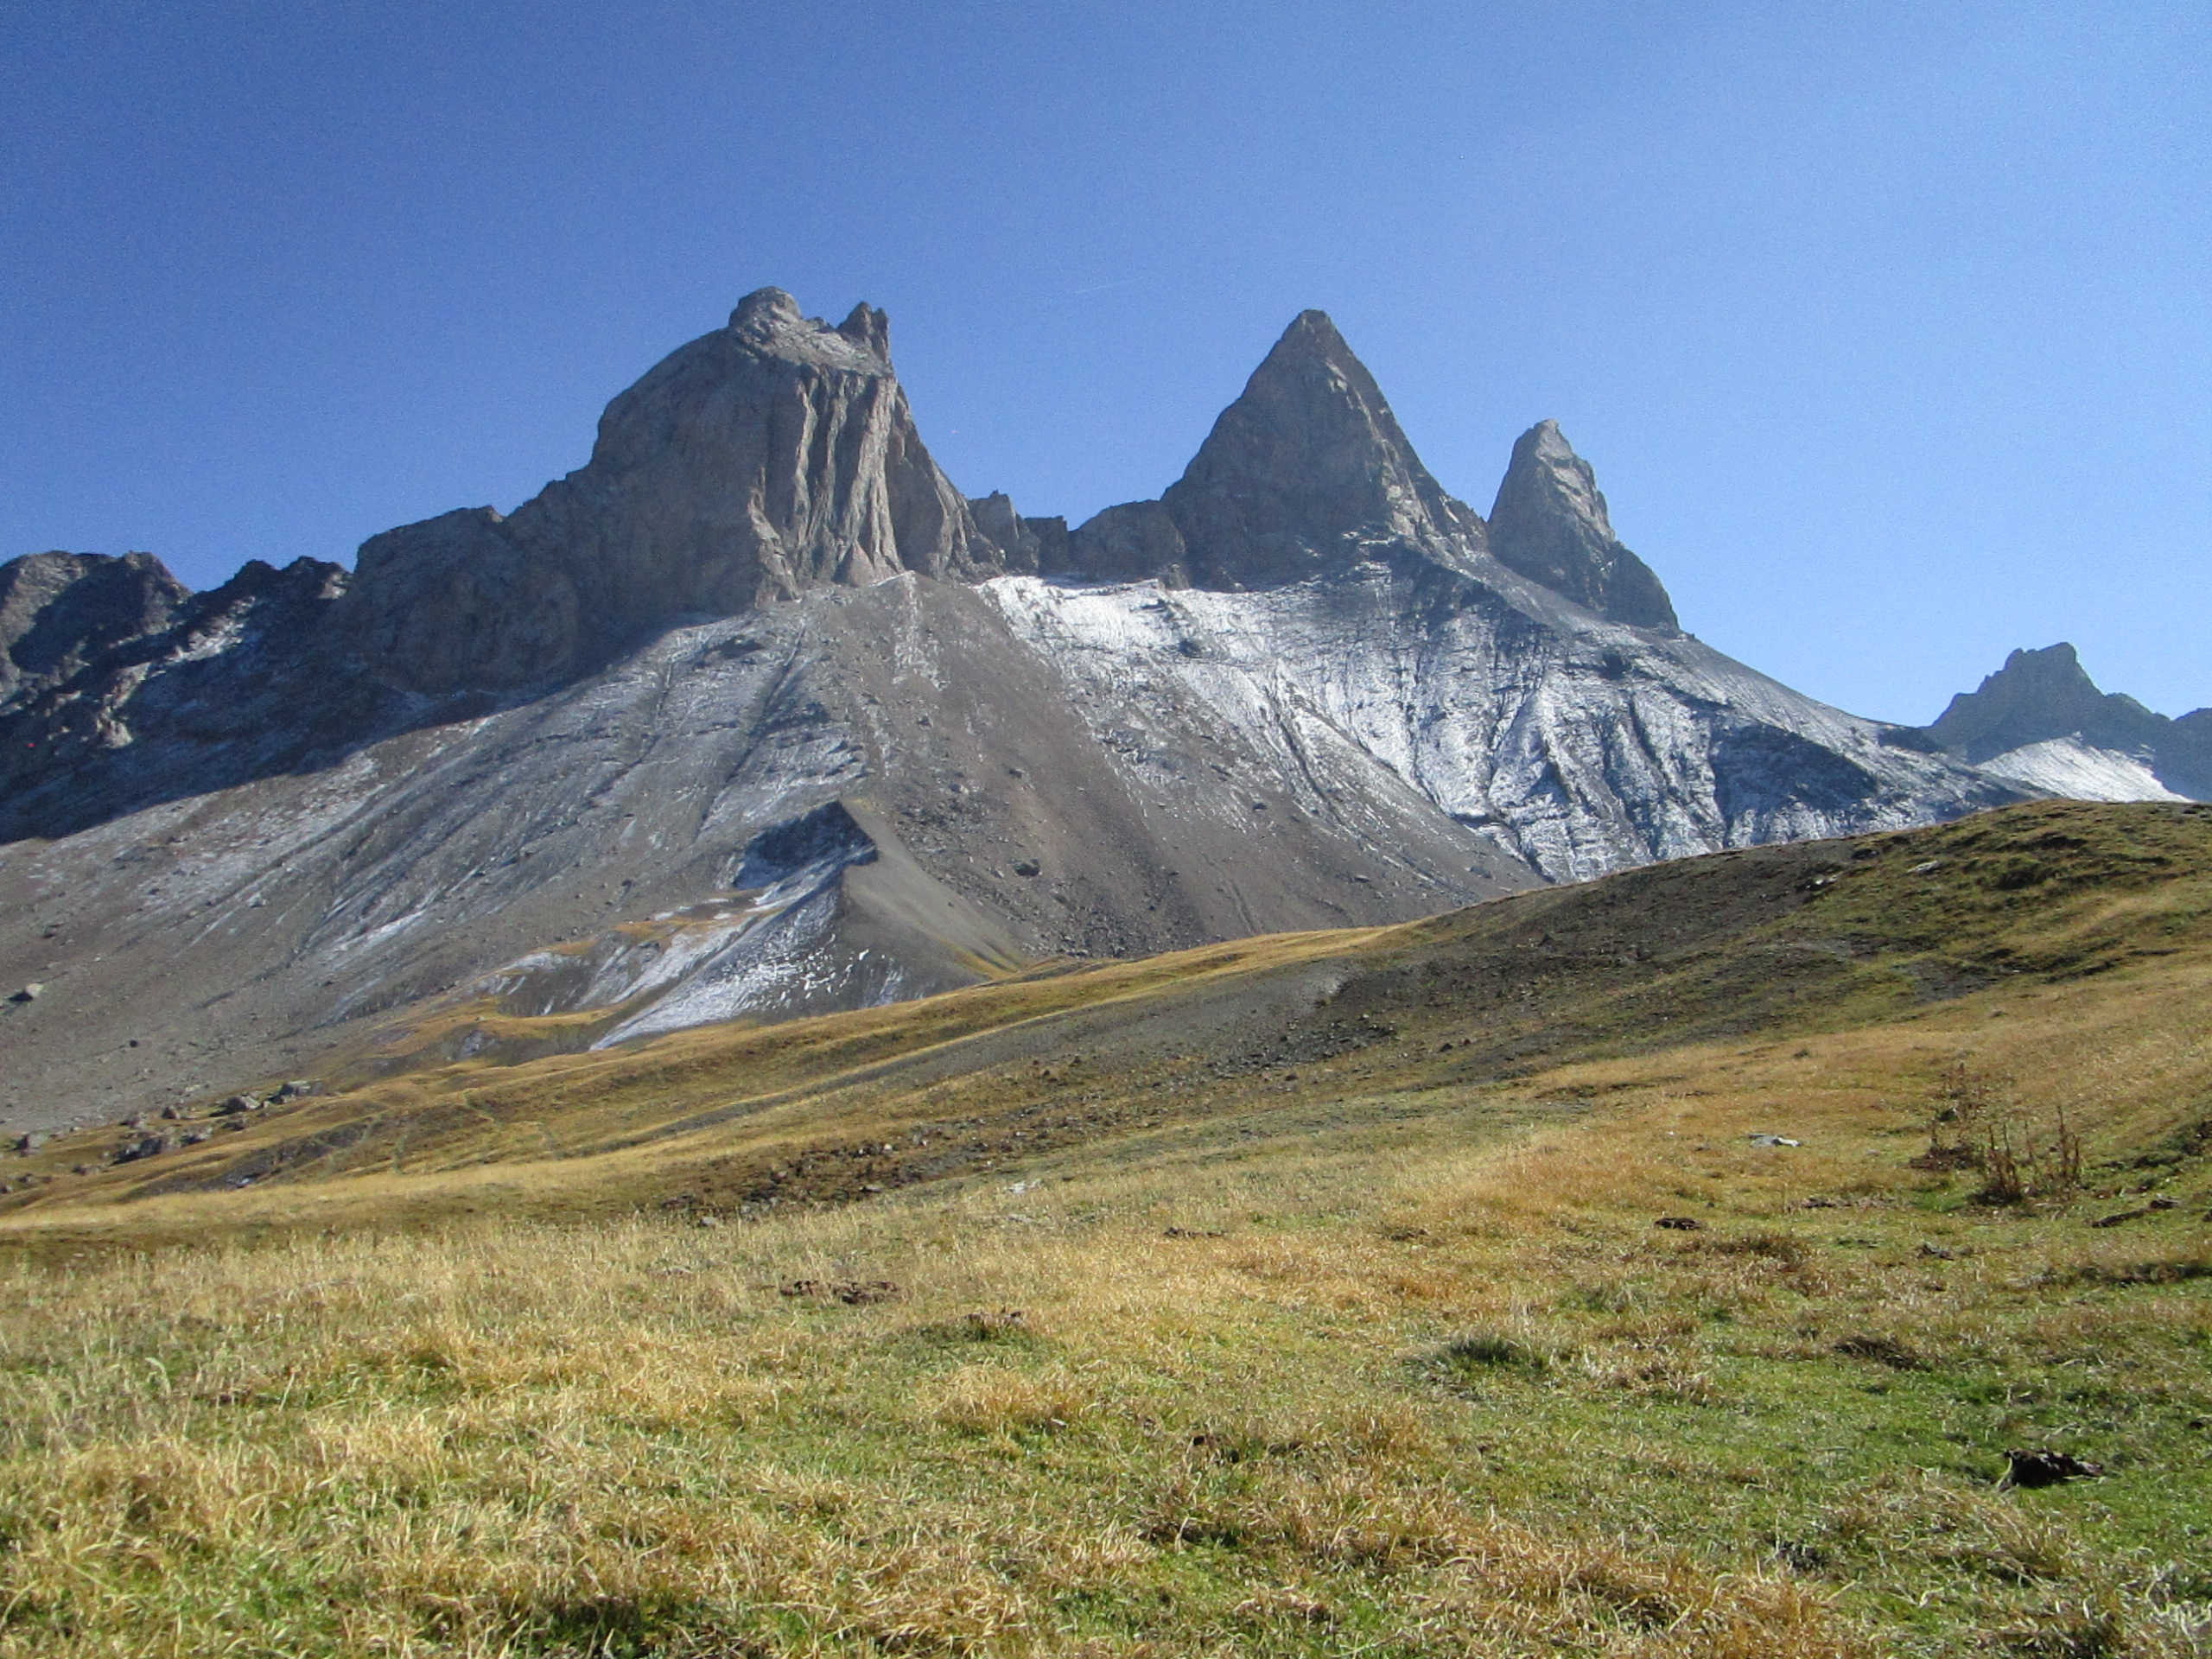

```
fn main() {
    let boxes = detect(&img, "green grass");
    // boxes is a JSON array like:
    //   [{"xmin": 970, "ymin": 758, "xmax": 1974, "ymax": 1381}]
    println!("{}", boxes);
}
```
[{"xmin": 2, "ymin": 802, "xmax": 2210, "ymax": 1655}]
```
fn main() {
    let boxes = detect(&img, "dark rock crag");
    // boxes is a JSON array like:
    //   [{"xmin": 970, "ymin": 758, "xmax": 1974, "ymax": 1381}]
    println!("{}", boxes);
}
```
[{"xmin": 0, "ymin": 552, "xmax": 190, "ymax": 704}]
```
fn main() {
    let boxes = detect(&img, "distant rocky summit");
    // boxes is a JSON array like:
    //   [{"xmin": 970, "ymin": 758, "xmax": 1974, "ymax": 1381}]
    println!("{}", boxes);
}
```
[
  {"xmin": 1920, "ymin": 643, "xmax": 2210, "ymax": 803},
  {"xmin": 2, "ymin": 287, "xmax": 2177, "ymax": 1135},
  {"xmin": 0, "ymin": 551, "xmax": 189, "ymax": 704}
]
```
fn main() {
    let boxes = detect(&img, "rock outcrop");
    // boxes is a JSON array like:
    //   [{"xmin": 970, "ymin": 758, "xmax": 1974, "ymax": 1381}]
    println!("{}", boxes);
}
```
[
  {"xmin": 0, "ymin": 552, "xmax": 189, "ymax": 703},
  {"xmin": 1487, "ymin": 420, "xmax": 1678, "ymax": 629},
  {"xmin": 1050, "ymin": 315, "xmax": 1678, "ymax": 638},
  {"xmin": 343, "ymin": 288, "xmax": 1007, "ymax": 693},
  {"xmin": 1929, "ymin": 643, "xmax": 2168, "ymax": 761},
  {"xmin": 0, "ymin": 556, "xmax": 363, "ymax": 841},
  {"xmin": 1149, "ymin": 309, "xmax": 1485, "ymax": 587}
]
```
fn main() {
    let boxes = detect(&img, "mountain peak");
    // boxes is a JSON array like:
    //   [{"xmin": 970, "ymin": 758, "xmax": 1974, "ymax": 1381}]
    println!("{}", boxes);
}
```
[
  {"xmin": 1999, "ymin": 641, "xmax": 2086, "ymax": 681},
  {"xmin": 715, "ymin": 287, "xmax": 890, "ymax": 374},
  {"xmin": 728, "ymin": 285, "xmax": 803, "ymax": 332},
  {"xmin": 1486, "ymin": 421, "xmax": 1676, "ymax": 630},
  {"xmin": 1927, "ymin": 642, "xmax": 2162, "ymax": 763},
  {"xmin": 343, "ymin": 289, "xmax": 992, "ymax": 692},
  {"xmin": 1151, "ymin": 310, "xmax": 1475, "ymax": 588},
  {"xmin": 0, "ymin": 550, "xmax": 191, "ymax": 703},
  {"xmin": 836, "ymin": 302, "xmax": 892, "ymax": 364},
  {"xmin": 1274, "ymin": 308, "xmax": 1351, "ymax": 356},
  {"xmin": 1923, "ymin": 642, "xmax": 2209, "ymax": 798}
]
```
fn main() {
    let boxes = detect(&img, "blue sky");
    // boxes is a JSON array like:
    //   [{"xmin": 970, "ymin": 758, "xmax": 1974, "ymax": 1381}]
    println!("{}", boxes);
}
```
[{"xmin": 4, "ymin": 1, "xmax": 2205, "ymax": 723}]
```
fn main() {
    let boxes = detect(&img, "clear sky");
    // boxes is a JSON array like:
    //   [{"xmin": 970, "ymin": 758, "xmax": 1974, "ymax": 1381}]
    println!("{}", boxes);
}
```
[{"xmin": 4, "ymin": 2, "xmax": 2205, "ymax": 724}]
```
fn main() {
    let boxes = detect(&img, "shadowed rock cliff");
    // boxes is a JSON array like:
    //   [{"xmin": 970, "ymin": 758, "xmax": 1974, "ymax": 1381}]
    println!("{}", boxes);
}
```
[{"xmin": 0, "ymin": 552, "xmax": 190, "ymax": 704}]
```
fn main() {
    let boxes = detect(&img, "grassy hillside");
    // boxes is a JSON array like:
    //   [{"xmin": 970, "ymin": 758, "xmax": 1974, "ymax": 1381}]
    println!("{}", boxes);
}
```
[{"xmin": 2, "ymin": 800, "xmax": 2209, "ymax": 1655}]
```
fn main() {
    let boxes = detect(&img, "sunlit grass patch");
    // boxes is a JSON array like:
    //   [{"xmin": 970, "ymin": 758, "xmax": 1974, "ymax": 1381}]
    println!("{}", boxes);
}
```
[{"xmin": 3, "ymin": 804, "xmax": 2211, "ymax": 1653}]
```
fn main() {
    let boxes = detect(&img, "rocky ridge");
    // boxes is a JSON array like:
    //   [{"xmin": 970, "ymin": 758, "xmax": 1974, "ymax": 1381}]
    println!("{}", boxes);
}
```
[
  {"xmin": 0, "ymin": 289, "xmax": 2129, "ymax": 1136},
  {"xmin": 1487, "ymin": 420, "xmax": 1678, "ymax": 629},
  {"xmin": 346, "ymin": 289, "xmax": 1010, "ymax": 696}
]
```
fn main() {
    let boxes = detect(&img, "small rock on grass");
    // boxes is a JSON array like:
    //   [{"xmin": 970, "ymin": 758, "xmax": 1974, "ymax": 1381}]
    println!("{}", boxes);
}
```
[{"xmin": 2002, "ymin": 1449, "xmax": 2104, "ymax": 1488}]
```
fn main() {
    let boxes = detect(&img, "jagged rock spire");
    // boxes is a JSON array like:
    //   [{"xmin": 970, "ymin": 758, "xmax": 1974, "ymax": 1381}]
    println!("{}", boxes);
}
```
[
  {"xmin": 1152, "ymin": 309, "xmax": 1484, "ymax": 588},
  {"xmin": 1487, "ymin": 421, "xmax": 1677, "ymax": 630}
]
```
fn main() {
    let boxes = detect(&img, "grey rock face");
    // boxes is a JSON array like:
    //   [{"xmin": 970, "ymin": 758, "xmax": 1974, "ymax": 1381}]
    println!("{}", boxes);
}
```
[
  {"xmin": 1069, "ymin": 500, "xmax": 1189, "ymax": 583},
  {"xmin": 0, "ymin": 552, "xmax": 189, "ymax": 703},
  {"xmin": 0, "ymin": 555, "xmax": 370, "ymax": 842},
  {"xmin": 1157, "ymin": 310, "xmax": 1485, "ymax": 588},
  {"xmin": 1929, "ymin": 644, "xmax": 2165, "ymax": 760},
  {"xmin": 1061, "ymin": 310, "xmax": 1487, "ymax": 591},
  {"xmin": 966, "ymin": 493, "xmax": 1041, "ymax": 575},
  {"xmin": 1487, "ymin": 421, "xmax": 1678, "ymax": 630},
  {"xmin": 1054, "ymin": 315, "xmax": 1674, "ymax": 636},
  {"xmin": 343, "ymin": 286, "xmax": 1004, "ymax": 692},
  {"xmin": 1923, "ymin": 643, "xmax": 2209, "ymax": 801},
  {"xmin": 346, "ymin": 509, "xmax": 582, "ymax": 696}
]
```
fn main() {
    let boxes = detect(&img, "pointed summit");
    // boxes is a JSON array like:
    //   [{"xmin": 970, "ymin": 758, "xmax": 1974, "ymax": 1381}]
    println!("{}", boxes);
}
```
[
  {"xmin": 1154, "ymin": 310, "xmax": 1482, "ymax": 588},
  {"xmin": 1486, "ymin": 422, "xmax": 1676, "ymax": 630},
  {"xmin": 1923, "ymin": 644, "xmax": 2209, "ymax": 799}
]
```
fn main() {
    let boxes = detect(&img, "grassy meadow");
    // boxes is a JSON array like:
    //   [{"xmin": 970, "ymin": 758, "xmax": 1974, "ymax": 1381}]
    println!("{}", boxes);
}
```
[{"xmin": 3, "ymin": 802, "xmax": 2209, "ymax": 1656}]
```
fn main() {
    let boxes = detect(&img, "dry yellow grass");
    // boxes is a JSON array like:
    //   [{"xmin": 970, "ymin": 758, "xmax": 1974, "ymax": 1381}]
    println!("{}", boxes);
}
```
[{"xmin": 3, "ymin": 803, "xmax": 2210, "ymax": 1653}]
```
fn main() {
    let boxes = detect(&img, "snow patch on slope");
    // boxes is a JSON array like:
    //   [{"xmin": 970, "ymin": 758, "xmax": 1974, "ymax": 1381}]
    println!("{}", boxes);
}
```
[
  {"xmin": 982, "ymin": 569, "xmax": 2005, "ymax": 882},
  {"xmin": 1976, "ymin": 738, "xmax": 2185, "ymax": 804}
]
